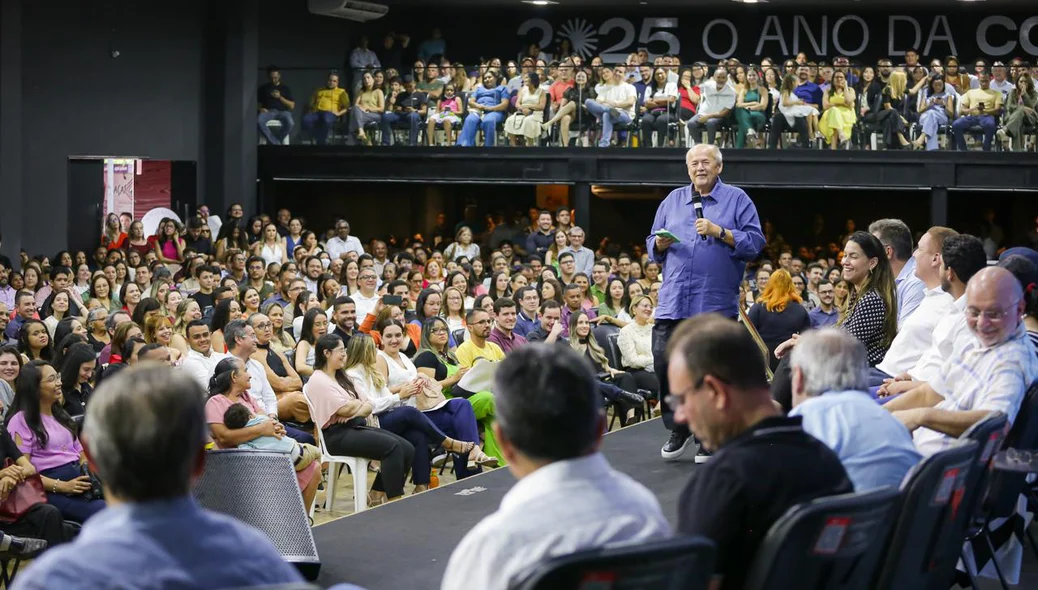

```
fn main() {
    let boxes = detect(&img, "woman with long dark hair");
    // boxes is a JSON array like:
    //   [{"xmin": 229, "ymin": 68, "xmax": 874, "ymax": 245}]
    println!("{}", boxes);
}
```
[
  {"xmin": 293, "ymin": 307, "xmax": 328, "ymax": 379},
  {"xmin": 303, "ymin": 334, "xmax": 414, "ymax": 505},
  {"xmin": 18, "ymin": 320, "xmax": 52, "ymax": 363},
  {"xmin": 6, "ymin": 361, "xmax": 106, "ymax": 523},
  {"xmin": 206, "ymin": 357, "xmax": 320, "ymax": 510},
  {"xmin": 209, "ymin": 298, "xmax": 242, "ymax": 354},
  {"xmin": 59, "ymin": 342, "xmax": 96, "ymax": 416}
]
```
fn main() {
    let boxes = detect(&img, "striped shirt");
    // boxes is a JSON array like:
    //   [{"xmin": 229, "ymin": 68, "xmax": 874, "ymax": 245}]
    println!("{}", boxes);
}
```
[{"xmin": 914, "ymin": 324, "xmax": 1038, "ymax": 456}]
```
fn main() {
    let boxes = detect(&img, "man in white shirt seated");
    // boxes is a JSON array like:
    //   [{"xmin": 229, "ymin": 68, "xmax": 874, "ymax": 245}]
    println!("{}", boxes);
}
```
[
  {"xmin": 180, "ymin": 320, "xmax": 229, "ymax": 390},
  {"xmin": 886, "ymin": 267, "xmax": 1038, "ymax": 456},
  {"xmin": 687, "ymin": 68, "xmax": 736, "ymax": 145},
  {"xmin": 790, "ymin": 329, "xmax": 921, "ymax": 491},
  {"xmin": 441, "ymin": 344, "xmax": 670, "ymax": 590},
  {"xmin": 868, "ymin": 227, "xmax": 959, "ymax": 387},
  {"xmin": 584, "ymin": 65, "xmax": 637, "ymax": 148},
  {"xmin": 325, "ymin": 219, "xmax": 365, "ymax": 261},
  {"xmin": 877, "ymin": 234, "xmax": 988, "ymax": 399}
]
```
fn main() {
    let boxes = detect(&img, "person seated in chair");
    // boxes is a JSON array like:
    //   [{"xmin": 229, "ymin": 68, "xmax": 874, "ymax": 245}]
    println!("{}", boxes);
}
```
[
  {"xmin": 456, "ymin": 71, "xmax": 510, "ymax": 147},
  {"xmin": 301, "ymin": 71, "xmax": 349, "ymax": 146},
  {"xmin": 584, "ymin": 66, "xmax": 637, "ymax": 148},
  {"xmin": 768, "ymin": 65, "xmax": 821, "ymax": 149},
  {"xmin": 885, "ymin": 267, "xmax": 1038, "ymax": 455},
  {"xmin": 952, "ymin": 70, "xmax": 1002, "ymax": 152},
  {"xmin": 687, "ymin": 67, "xmax": 736, "ymax": 146},
  {"xmin": 790, "ymin": 329, "xmax": 921, "ymax": 491},
  {"xmin": 17, "ymin": 366, "xmax": 305, "ymax": 589},
  {"xmin": 441, "ymin": 345, "xmax": 670, "ymax": 590},
  {"xmin": 222, "ymin": 403, "xmax": 320, "ymax": 473},
  {"xmin": 380, "ymin": 75, "xmax": 427, "ymax": 147},
  {"xmin": 670, "ymin": 314, "xmax": 851, "ymax": 590}
]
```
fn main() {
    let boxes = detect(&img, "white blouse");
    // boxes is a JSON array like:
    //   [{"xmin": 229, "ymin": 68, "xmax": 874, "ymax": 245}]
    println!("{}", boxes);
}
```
[
  {"xmin": 345, "ymin": 365, "xmax": 402, "ymax": 415},
  {"xmin": 617, "ymin": 321, "xmax": 654, "ymax": 370}
]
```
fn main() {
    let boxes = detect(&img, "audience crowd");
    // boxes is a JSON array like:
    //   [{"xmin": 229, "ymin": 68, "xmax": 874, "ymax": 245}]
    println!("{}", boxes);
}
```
[
  {"xmin": 1, "ymin": 166, "xmax": 1037, "ymax": 588},
  {"xmin": 259, "ymin": 32, "xmax": 1038, "ymax": 151}
]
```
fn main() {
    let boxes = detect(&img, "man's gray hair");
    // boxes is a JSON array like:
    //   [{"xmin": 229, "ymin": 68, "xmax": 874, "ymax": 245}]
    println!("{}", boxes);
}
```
[
  {"xmin": 686, "ymin": 144, "xmax": 723, "ymax": 165},
  {"xmin": 790, "ymin": 328, "xmax": 868, "ymax": 396},
  {"xmin": 223, "ymin": 319, "xmax": 249, "ymax": 351},
  {"xmin": 83, "ymin": 365, "xmax": 208, "ymax": 501},
  {"xmin": 105, "ymin": 310, "xmax": 130, "ymax": 332},
  {"xmin": 868, "ymin": 218, "xmax": 913, "ymax": 262}
]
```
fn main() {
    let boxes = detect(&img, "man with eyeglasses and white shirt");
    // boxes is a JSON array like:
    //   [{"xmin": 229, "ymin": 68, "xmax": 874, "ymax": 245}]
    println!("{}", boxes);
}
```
[
  {"xmin": 885, "ymin": 267, "xmax": 1038, "ymax": 456},
  {"xmin": 352, "ymin": 269, "xmax": 382, "ymax": 322}
]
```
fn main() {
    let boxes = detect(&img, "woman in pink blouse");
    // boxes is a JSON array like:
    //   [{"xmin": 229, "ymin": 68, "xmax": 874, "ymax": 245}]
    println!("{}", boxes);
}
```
[
  {"xmin": 205, "ymin": 357, "xmax": 320, "ymax": 511},
  {"xmin": 6, "ymin": 360, "xmax": 106, "ymax": 523},
  {"xmin": 303, "ymin": 334, "xmax": 414, "ymax": 506}
]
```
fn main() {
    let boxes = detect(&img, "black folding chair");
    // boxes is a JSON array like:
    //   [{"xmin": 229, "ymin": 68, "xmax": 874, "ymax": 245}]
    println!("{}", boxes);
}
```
[
  {"xmin": 948, "ymin": 411, "xmax": 1009, "ymax": 588},
  {"xmin": 743, "ymin": 488, "xmax": 902, "ymax": 590},
  {"xmin": 452, "ymin": 328, "xmax": 467, "ymax": 345},
  {"xmin": 510, "ymin": 535, "xmax": 716, "ymax": 590},
  {"xmin": 593, "ymin": 323, "xmax": 648, "ymax": 429},
  {"xmin": 872, "ymin": 439, "xmax": 979, "ymax": 590},
  {"xmin": 963, "ymin": 381, "xmax": 1038, "ymax": 589}
]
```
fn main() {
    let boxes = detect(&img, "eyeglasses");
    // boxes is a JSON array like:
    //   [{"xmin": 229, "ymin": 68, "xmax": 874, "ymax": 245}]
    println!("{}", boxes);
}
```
[
  {"xmin": 360, "ymin": 275, "xmax": 377, "ymax": 281},
  {"xmin": 253, "ymin": 321, "xmax": 272, "ymax": 329},
  {"xmin": 965, "ymin": 305, "xmax": 1018, "ymax": 322},
  {"xmin": 471, "ymin": 319, "xmax": 492, "ymax": 326},
  {"xmin": 664, "ymin": 373, "xmax": 724, "ymax": 409},
  {"xmin": 430, "ymin": 328, "xmax": 448, "ymax": 335}
]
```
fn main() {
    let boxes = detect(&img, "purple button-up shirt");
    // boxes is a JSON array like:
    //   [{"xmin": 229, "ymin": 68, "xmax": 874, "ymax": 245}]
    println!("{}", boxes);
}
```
[
  {"xmin": 487, "ymin": 326, "xmax": 527, "ymax": 355},
  {"xmin": 647, "ymin": 179, "xmax": 765, "ymax": 320}
]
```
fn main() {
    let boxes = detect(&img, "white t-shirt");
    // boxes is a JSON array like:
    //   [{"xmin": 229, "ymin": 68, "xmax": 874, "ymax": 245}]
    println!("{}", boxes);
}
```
[{"xmin": 594, "ymin": 81, "xmax": 637, "ymax": 118}]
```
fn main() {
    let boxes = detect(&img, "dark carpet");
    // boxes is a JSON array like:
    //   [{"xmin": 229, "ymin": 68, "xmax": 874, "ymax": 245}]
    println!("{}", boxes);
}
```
[{"xmin": 311, "ymin": 417, "xmax": 1037, "ymax": 590}]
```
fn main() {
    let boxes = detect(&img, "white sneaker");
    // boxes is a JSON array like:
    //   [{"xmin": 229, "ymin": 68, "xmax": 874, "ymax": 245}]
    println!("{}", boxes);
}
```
[{"xmin": 746, "ymin": 128, "xmax": 757, "ymax": 138}]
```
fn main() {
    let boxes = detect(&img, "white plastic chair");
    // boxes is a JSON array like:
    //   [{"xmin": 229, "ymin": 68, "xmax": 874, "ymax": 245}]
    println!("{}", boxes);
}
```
[{"xmin": 302, "ymin": 394, "xmax": 369, "ymax": 514}]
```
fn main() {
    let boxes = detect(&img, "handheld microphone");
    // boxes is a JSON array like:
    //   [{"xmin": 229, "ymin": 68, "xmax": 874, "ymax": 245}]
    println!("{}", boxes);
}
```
[{"xmin": 692, "ymin": 194, "xmax": 707, "ymax": 241}]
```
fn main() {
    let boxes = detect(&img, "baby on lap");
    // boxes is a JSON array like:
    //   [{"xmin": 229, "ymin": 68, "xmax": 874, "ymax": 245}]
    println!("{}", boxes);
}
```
[{"xmin": 223, "ymin": 403, "xmax": 320, "ymax": 472}]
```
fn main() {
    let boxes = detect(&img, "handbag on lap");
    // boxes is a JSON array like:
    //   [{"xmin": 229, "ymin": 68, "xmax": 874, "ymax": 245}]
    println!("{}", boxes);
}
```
[{"xmin": 0, "ymin": 459, "xmax": 47, "ymax": 522}]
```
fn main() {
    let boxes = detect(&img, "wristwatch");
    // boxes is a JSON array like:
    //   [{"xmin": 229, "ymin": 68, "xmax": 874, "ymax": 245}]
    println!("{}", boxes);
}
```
[{"xmin": 718, "ymin": 227, "xmax": 727, "ymax": 241}]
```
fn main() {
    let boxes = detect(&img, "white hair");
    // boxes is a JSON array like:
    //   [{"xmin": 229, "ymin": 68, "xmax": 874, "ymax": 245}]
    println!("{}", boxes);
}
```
[
  {"xmin": 790, "ymin": 328, "xmax": 868, "ymax": 396},
  {"xmin": 686, "ymin": 144, "xmax": 723, "ymax": 166}
]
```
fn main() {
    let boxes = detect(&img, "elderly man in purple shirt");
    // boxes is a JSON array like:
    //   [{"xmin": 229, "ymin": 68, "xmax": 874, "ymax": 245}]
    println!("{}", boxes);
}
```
[
  {"xmin": 648, "ymin": 144, "xmax": 765, "ymax": 461},
  {"xmin": 487, "ymin": 297, "xmax": 527, "ymax": 354}
]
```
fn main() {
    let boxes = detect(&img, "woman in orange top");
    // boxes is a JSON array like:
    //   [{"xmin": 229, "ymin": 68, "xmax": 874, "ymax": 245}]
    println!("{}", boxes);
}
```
[
  {"xmin": 359, "ymin": 301, "xmax": 420, "ymax": 355},
  {"xmin": 101, "ymin": 213, "xmax": 128, "ymax": 251}
]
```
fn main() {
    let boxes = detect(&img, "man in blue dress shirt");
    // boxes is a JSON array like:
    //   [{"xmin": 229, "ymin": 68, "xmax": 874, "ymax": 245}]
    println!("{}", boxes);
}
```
[
  {"xmin": 789, "ymin": 329, "xmax": 921, "ymax": 491},
  {"xmin": 648, "ymin": 145, "xmax": 765, "ymax": 460},
  {"xmin": 16, "ymin": 366, "xmax": 303, "ymax": 590}
]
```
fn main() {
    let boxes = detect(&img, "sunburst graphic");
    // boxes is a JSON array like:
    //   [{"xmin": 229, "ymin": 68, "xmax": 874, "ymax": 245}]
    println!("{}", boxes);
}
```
[{"xmin": 557, "ymin": 18, "xmax": 598, "ymax": 59}]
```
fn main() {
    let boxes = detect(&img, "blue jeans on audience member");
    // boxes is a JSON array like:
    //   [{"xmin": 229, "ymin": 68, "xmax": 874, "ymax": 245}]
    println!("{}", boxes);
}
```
[
  {"xmin": 380, "ymin": 111, "xmax": 423, "ymax": 146},
  {"xmin": 456, "ymin": 111, "xmax": 505, "ymax": 147},
  {"xmin": 284, "ymin": 424, "xmax": 315, "ymax": 446},
  {"xmin": 424, "ymin": 398, "xmax": 481, "ymax": 480},
  {"xmin": 302, "ymin": 110, "xmax": 338, "ymax": 145},
  {"xmin": 867, "ymin": 366, "xmax": 892, "ymax": 388},
  {"xmin": 257, "ymin": 110, "xmax": 294, "ymax": 144},
  {"xmin": 952, "ymin": 114, "xmax": 996, "ymax": 151},
  {"xmin": 376, "ymin": 405, "xmax": 449, "ymax": 486},
  {"xmin": 918, "ymin": 108, "xmax": 948, "ymax": 151},
  {"xmin": 41, "ymin": 462, "xmax": 106, "ymax": 524},
  {"xmin": 584, "ymin": 100, "xmax": 631, "ymax": 147}
]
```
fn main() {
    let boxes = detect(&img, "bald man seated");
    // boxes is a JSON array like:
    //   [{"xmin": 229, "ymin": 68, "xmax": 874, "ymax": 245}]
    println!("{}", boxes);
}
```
[{"xmin": 885, "ymin": 266, "xmax": 1038, "ymax": 456}]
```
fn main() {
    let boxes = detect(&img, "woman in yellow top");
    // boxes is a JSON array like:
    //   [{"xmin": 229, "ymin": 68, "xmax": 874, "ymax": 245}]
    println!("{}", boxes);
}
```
[
  {"xmin": 348, "ymin": 71, "xmax": 385, "ymax": 145},
  {"xmin": 302, "ymin": 71, "xmax": 350, "ymax": 145},
  {"xmin": 819, "ymin": 71, "xmax": 857, "ymax": 149}
]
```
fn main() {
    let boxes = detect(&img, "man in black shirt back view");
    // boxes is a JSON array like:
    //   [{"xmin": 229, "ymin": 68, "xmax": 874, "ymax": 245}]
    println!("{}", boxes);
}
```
[{"xmin": 666, "ymin": 314, "xmax": 852, "ymax": 590}]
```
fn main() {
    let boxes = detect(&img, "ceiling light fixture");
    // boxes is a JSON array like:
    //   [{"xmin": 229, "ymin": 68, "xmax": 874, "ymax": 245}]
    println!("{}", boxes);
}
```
[{"xmin": 522, "ymin": 0, "xmax": 559, "ymax": 5}]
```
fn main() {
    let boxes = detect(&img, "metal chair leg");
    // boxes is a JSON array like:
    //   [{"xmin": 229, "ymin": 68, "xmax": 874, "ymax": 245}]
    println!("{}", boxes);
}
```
[
  {"xmin": 982, "ymin": 532, "xmax": 1011, "ymax": 590},
  {"xmin": 961, "ymin": 546, "xmax": 980, "ymax": 589}
]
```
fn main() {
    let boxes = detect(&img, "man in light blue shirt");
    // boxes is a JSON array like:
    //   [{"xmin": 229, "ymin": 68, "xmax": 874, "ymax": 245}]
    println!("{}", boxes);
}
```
[
  {"xmin": 562, "ymin": 225, "xmax": 595, "ymax": 277},
  {"xmin": 870, "ymin": 219, "xmax": 925, "ymax": 326},
  {"xmin": 15, "ymin": 366, "xmax": 303, "ymax": 590},
  {"xmin": 789, "ymin": 328, "xmax": 921, "ymax": 491}
]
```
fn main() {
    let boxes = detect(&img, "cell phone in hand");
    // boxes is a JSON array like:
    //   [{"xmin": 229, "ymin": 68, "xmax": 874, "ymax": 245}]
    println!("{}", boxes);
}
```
[{"xmin": 382, "ymin": 295, "xmax": 403, "ymax": 306}]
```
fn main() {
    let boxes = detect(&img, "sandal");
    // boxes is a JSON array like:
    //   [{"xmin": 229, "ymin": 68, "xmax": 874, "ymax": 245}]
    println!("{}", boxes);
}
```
[
  {"xmin": 470, "ymin": 447, "xmax": 499, "ymax": 468},
  {"xmin": 444, "ymin": 438, "xmax": 475, "ymax": 455}
]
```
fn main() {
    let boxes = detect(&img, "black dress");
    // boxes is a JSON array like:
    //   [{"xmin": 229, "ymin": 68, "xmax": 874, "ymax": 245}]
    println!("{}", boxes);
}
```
[{"xmin": 747, "ymin": 302, "xmax": 812, "ymax": 371}]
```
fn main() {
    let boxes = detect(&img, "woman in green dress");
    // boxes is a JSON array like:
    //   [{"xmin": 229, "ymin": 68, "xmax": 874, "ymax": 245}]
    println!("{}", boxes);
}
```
[{"xmin": 412, "ymin": 317, "xmax": 505, "ymax": 464}]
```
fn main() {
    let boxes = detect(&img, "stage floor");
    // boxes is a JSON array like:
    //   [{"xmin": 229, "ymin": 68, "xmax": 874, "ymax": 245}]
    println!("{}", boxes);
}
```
[{"xmin": 311, "ymin": 418, "xmax": 1036, "ymax": 590}]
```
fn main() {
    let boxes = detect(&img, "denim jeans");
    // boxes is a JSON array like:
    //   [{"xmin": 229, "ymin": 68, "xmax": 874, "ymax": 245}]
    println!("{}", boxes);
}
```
[
  {"xmin": 380, "ymin": 111, "xmax": 422, "ymax": 146},
  {"xmin": 258, "ymin": 110, "xmax": 294, "ymax": 144},
  {"xmin": 456, "ymin": 111, "xmax": 505, "ymax": 146},
  {"xmin": 952, "ymin": 114, "xmax": 996, "ymax": 151},
  {"xmin": 584, "ymin": 100, "xmax": 631, "ymax": 147},
  {"xmin": 301, "ymin": 110, "xmax": 338, "ymax": 145}
]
